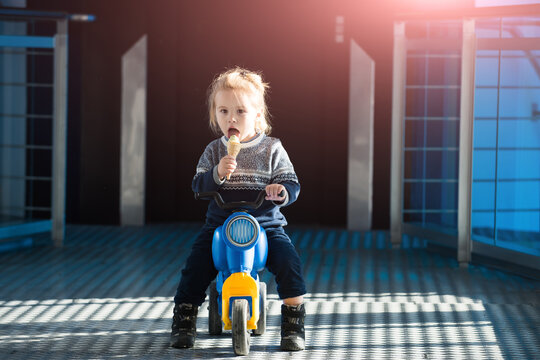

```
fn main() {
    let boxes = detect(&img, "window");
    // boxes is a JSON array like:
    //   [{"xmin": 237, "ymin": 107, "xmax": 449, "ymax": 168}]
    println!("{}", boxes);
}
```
[{"xmin": 472, "ymin": 17, "xmax": 540, "ymax": 256}]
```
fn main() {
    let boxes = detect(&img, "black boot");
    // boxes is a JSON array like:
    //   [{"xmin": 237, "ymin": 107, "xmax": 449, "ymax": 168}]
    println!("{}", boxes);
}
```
[
  {"xmin": 170, "ymin": 303, "xmax": 198, "ymax": 348},
  {"xmin": 280, "ymin": 303, "xmax": 305, "ymax": 351}
]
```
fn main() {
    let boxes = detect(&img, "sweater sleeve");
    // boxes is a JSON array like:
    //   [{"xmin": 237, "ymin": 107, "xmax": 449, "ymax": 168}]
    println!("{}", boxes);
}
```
[
  {"xmin": 192, "ymin": 142, "xmax": 224, "ymax": 193},
  {"xmin": 277, "ymin": 180, "xmax": 300, "ymax": 207},
  {"xmin": 271, "ymin": 140, "xmax": 300, "ymax": 207}
]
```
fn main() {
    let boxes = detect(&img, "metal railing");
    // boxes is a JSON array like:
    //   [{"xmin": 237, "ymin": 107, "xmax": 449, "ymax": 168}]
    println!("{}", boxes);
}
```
[{"xmin": 0, "ymin": 9, "xmax": 94, "ymax": 247}]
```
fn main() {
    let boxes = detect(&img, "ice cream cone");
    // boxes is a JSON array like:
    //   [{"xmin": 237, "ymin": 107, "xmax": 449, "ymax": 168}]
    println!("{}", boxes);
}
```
[{"xmin": 226, "ymin": 135, "xmax": 241, "ymax": 179}]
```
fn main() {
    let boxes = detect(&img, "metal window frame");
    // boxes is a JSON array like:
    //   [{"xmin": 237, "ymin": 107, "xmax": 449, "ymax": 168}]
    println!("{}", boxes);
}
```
[
  {"xmin": 52, "ymin": 19, "xmax": 68, "ymax": 247},
  {"xmin": 0, "ymin": 25, "xmax": 64, "ymax": 246},
  {"xmin": 390, "ymin": 21, "xmax": 406, "ymax": 247},
  {"xmin": 391, "ymin": 16, "xmax": 540, "ymax": 273},
  {"xmin": 0, "ymin": 26, "xmax": 58, "ymax": 246},
  {"xmin": 457, "ymin": 18, "xmax": 477, "ymax": 265},
  {"xmin": 0, "ymin": 10, "xmax": 94, "ymax": 248}
]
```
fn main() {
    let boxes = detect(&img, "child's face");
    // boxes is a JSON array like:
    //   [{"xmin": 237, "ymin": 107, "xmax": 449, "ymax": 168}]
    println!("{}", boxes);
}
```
[{"xmin": 215, "ymin": 89, "xmax": 262, "ymax": 142}]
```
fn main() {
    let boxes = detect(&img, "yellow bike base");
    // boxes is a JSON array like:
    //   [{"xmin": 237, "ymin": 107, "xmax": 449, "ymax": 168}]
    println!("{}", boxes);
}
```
[{"xmin": 221, "ymin": 272, "xmax": 259, "ymax": 330}]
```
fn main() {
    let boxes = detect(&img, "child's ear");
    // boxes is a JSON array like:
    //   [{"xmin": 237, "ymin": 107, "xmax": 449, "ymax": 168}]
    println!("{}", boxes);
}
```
[{"xmin": 256, "ymin": 116, "xmax": 263, "ymax": 128}]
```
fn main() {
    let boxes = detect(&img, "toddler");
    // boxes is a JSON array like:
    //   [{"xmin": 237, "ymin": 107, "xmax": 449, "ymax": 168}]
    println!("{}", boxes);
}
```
[{"xmin": 170, "ymin": 67, "xmax": 307, "ymax": 351}]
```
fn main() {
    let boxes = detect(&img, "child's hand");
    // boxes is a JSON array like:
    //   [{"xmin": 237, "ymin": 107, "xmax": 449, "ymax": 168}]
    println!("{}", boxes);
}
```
[
  {"xmin": 218, "ymin": 155, "xmax": 237, "ymax": 180},
  {"xmin": 265, "ymin": 184, "xmax": 286, "ymax": 201}
]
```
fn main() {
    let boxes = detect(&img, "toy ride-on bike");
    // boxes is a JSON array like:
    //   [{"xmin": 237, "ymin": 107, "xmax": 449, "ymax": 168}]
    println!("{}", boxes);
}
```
[{"xmin": 195, "ymin": 190, "xmax": 277, "ymax": 356}]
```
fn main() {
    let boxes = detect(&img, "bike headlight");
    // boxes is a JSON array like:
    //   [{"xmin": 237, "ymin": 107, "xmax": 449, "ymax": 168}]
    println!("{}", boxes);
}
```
[{"xmin": 226, "ymin": 215, "xmax": 258, "ymax": 248}]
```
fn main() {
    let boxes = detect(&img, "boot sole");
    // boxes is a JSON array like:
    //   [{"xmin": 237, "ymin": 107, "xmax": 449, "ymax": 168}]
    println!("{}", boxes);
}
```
[
  {"xmin": 280, "ymin": 338, "xmax": 305, "ymax": 351},
  {"xmin": 170, "ymin": 335, "xmax": 195, "ymax": 348},
  {"xmin": 170, "ymin": 340, "xmax": 194, "ymax": 348}
]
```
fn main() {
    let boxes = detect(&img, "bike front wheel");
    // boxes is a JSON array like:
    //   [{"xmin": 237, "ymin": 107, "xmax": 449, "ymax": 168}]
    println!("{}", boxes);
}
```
[{"xmin": 232, "ymin": 299, "xmax": 250, "ymax": 355}]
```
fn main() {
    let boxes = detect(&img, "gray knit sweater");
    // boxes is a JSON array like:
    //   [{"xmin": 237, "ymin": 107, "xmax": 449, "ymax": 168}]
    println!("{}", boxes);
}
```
[{"xmin": 192, "ymin": 133, "xmax": 300, "ymax": 228}]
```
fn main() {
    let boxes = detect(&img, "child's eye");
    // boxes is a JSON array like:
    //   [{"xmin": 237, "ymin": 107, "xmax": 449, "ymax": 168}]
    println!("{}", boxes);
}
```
[
  {"xmin": 219, "ymin": 109, "xmax": 228, "ymax": 114},
  {"xmin": 237, "ymin": 109, "xmax": 245, "ymax": 114}
]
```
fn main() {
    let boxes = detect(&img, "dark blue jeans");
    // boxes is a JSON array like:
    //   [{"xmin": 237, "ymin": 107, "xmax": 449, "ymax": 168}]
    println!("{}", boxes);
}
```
[{"xmin": 174, "ymin": 224, "xmax": 307, "ymax": 306}]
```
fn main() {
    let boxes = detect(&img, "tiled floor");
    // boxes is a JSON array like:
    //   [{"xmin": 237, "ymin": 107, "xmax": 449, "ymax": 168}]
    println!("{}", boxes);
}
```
[{"xmin": 0, "ymin": 223, "xmax": 539, "ymax": 359}]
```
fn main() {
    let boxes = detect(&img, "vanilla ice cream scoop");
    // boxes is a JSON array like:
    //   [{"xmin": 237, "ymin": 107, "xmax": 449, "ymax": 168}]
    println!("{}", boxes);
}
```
[{"xmin": 226, "ymin": 135, "xmax": 241, "ymax": 179}]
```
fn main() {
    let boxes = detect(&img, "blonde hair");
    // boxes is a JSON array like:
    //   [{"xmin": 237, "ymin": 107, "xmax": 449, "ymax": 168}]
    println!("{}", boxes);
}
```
[{"xmin": 207, "ymin": 67, "xmax": 272, "ymax": 136}]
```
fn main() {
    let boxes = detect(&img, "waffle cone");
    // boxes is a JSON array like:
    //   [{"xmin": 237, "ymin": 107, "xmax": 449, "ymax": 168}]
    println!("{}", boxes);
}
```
[
  {"xmin": 227, "ymin": 142, "xmax": 241, "ymax": 157},
  {"xmin": 226, "ymin": 138, "xmax": 241, "ymax": 179}
]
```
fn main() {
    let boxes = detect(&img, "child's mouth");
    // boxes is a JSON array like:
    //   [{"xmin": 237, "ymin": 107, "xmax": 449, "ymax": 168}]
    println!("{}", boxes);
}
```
[{"xmin": 228, "ymin": 128, "xmax": 240, "ymax": 138}]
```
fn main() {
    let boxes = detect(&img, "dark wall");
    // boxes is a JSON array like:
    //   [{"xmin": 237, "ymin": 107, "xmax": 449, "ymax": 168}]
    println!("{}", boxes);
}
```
[
  {"xmin": 171, "ymin": 2, "xmax": 352, "ymax": 227},
  {"xmin": 26, "ymin": 0, "xmax": 402, "ymax": 228}
]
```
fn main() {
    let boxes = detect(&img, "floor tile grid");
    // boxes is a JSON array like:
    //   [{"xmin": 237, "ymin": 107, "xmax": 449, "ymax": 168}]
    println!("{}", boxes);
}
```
[{"xmin": 0, "ymin": 224, "xmax": 538, "ymax": 359}]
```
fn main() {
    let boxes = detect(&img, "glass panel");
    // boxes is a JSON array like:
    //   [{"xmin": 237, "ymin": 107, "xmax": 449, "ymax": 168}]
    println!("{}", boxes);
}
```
[
  {"xmin": 402, "ymin": 32, "xmax": 461, "ymax": 234},
  {"xmin": 402, "ymin": 181, "xmax": 458, "ymax": 230},
  {"xmin": 405, "ymin": 88, "xmax": 428, "ymax": 117},
  {"xmin": 425, "ymin": 150, "xmax": 459, "ymax": 179},
  {"xmin": 30, "ymin": 53, "xmax": 54, "ymax": 85},
  {"xmin": 498, "ymin": 150, "xmax": 540, "ymax": 180},
  {"xmin": 404, "ymin": 119, "xmax": 425, "ymax": 148},
  {"xmin": 406, "ymin": 55, "xmax": 461, "ymax": 86},
  {"xmin": 404, "ymin": 150, "xmax": 425, "ymax": 179},
  {"xmin": 0, "ymin": 20, "xmax": 55, "ymax": 223},
  {"xmin": 472, "ymin": 28, "xmax": 540, "ymax": 256},
  {"xmin": 476, "ymin": 51, "xmax": 500, "ymax": 86},
  {"xmin": 26, "ymin": 149, "xmax": 52, "ymax": 178},
  {"xmin": 404, "ymin": 150, "xmax": 459, "ymax": 180},
  {"xmin": 27, "ymin": 179, "xmax": 52, "ymax": 208},
  {"xmin": 403, "ymin": 212, "xmax": 423, "ymax": 224},
  {"xmin": 28, "ymin": 118, "xmax": 53, "ymax": 147},
  {"xmin": 472, "ymin": 181, "xmax": 496, "ymax": 211},
  {"xmin": 427, "ymin": 57, "xmax": 461, "ymax": 86},
  {"xmin": 406, "ymin": 56, "xmax": 427, "ymax": 84},
  {"xmin": 473, "ymin": 120, "xmax": 497, "ymax": 148},
  {"xmin": 472, "ymin": 149, "xmax": 496, "ymax": 180},
  {"xmin": 496, "ymin": 211, "xmax": 540, "ymax": 256},
  {"xmin": 429, "ymin": 21, "xmax": 462, "ymax": 39},
  {"xmin": 472, "ymin": 133, "xmax": 496, "ymax": 247},
  {"xmin": 403, "ymin": 182, "xmax": 424, "ymax": 211},
  {"xmin": 0, "ymin": 21, "xmax": 27, "ymax": 220},
  {"xmin": 427, "ymin": 89, "xmax": 460, "ymax": 117},
  {"xmin": 406, "ymin": 88, "xmax": 460, "ymax": 117},
  {"xmin": 476, "ymin": 16, "xmax": 540, "ymax": 39},
  {"xmin": 476, "ymin": 1, "xmax": 540, "ymax": 8},
  {"xmin": 405, "ymin": 20, "xmax": 462, "ymax": 39},
  {"xmin": 475, "ymin": 18, "xmax": 501, "ymax": 39},
  {"xmin": 425, "ymin": 182, "xmax": 458, "ymax": 210},
  {"xmin": 472, "ymin": 211, "xmax": 496, "ymax": 244},
  {"xmin": 497, "ymin": 211, "xmax": 539, "ymax": 232},
  {"xmin": 404, "ymin": 120, "xmax": 459, "ymax": 148},
  {"xmin": 425, "ymin": 212, "xmax": 457, "ymax": 229},
  {"xmin": 474, "ymin": 87, "xmax": 498, "ymax": 118},
  {"xmin": 499, "ymin": 88, "xmax": 540, "ymax": 118},
  {"xmin": 499, "ymin": 50, "xmax": 540, "ymax": 87},
  {"xmin": 498, "ymin": 120, "xmax": 540, "ymax": 148},
  {"xmin": 497, "ymin": 181, "xmax": 539, "ymax": 210},
  {"xmin": 502, "ymin": 17, "xmax": 540, "ymax": 38},
  {"xmin": 426, "ymin": 120, "xmax": 459, "ymax": 148},
  {"xmin": 401, "ymin": 16, "xmax": 540, "ymax": 262},
  {"xmin": 28, "ymin": 86, "xmax": 53, "ymax": 115}
]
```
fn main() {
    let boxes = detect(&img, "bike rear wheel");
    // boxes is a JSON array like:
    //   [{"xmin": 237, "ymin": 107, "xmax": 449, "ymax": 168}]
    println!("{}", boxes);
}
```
[
  {"xmin": 252, "ymin": 282, "xmax": 266, "ymax": 335},
  {"xmin": 208, "ymin": 281, "xmax": 222, "ymax": 335}
]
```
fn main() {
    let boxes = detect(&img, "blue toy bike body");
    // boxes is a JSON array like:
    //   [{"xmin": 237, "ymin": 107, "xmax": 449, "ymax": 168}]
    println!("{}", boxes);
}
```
[
  {"xmin": 212, "ymin": 210, "xmax": 267, "ymax": 330},
  {"xmin": 196, "ymin": 191, "xmax": 270, "ymax": 355}
]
